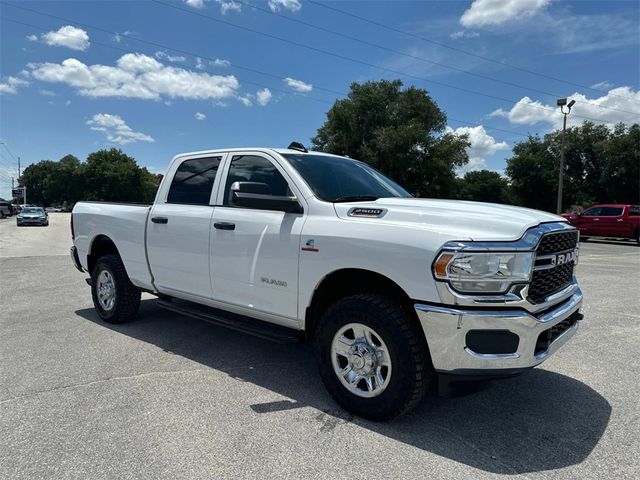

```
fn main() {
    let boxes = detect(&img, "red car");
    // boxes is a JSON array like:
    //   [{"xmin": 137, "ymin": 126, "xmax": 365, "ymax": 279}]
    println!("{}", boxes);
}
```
[{"xmin": 562, "ymin": 204, "xmax": 640, "ymax": 245}]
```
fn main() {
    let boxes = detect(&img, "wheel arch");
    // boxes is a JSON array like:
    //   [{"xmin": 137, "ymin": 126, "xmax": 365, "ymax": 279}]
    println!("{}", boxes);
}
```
[
  {"xmin": 87, "ymin": 234, "xmax": 121, "ymax": 275},
  {"xmin": 304, "ymin": 268, "xmax": 416, "ymax": 340}
]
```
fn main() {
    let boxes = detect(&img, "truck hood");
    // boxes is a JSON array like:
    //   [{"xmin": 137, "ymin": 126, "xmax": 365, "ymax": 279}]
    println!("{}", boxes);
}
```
[{"xmin": 334, "ymin": 198, "xmax": 566, "ymax": 241}]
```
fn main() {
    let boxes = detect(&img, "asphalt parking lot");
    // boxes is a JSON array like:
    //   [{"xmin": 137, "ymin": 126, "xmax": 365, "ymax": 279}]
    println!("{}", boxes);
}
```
[{"xmin": 1, "ymin": 213, "xmax": 639, "ymax": 479}]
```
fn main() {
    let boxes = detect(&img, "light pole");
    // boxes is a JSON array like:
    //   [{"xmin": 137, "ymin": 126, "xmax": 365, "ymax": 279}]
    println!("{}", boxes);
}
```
[{"xmin": 556, "ymin": 98, "xmax": 575, "ymax": 214}]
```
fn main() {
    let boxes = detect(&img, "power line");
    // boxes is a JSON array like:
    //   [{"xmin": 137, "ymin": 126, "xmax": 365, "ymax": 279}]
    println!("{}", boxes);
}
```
[
  {"xmin": 308, "ymin": 0, "xmax": 640, "ymax": 104},
  {"xmin": 149, "ymin": 0, "xmax": 622, "ymax": 126},
  {"xmin": 229, "ymin": 0, "xmax": 637, "ymax": 117},
  {"xmin": 1, "ymin": 142, "xmax": 18, "ymax": 161},
  {"xmin": 0, "ymin": 10, "xmax": 535, "ymax": 141}
]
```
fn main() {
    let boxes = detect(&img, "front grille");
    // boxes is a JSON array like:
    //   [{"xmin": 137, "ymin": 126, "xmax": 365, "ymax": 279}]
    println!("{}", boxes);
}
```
[
  {"xmin": 535, "ymin": 311, "xmax": 580, "ymax": 355},
  {"xmin": 528, "ymin": 230, "xmax": 578, "ymax": 304},
  {"xmin": 536, "ymin": 230, "xmax": 579, "ymax": 255}
]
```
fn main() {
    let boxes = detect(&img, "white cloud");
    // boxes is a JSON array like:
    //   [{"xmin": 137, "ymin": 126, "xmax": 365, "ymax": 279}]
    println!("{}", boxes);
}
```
[
  {"xmin": 238, "ymin": 94, "xmax": 253, "ymax": 107},
  {"xmin": 489, "ymin": 87, "xmax": 640, "ymax": 129},
  {"xmin": 590, "ymin": 80, "xmax": 614, "ymax": 90},
  {"xmin": 216, "ymin": 0, "xmax": 242, "ymax": 14},
  {"xmin": 87, "ymin": 113, "xmax": 154, "ymax": 145},
  {"xmin": 41, "ymin": 25, "xmax": 90, "ymax": 51},
  {"xmin": 0, "ymin": 76, "xmax": 29, "ymax": 95},
  {"xmin": 39, "ymin": 89, "xmax": 56, "ymax": 96},
  {"xmin": 195, "ymin": 112, "xmax": 207, "ymax": 120},
  {"xmin": 268, "ymin": 0, "xmax": 302, "ymax": 12},
  {"xmin": 256, "ymin": 88, "xmax": 272, "ymax": 106},
  {"xmin": 212, "ymin": 58, "xmax": 230, "ymax": 67},
  {"xmin": 26, "ymin": 34, "xmax": 38, "ymax": 42},
  {"xmin": 448, "ymin": 125, "xmax": 510, "ymax": 173},
  {"xmin": 460, "ymin": 0, "xmax": 550, "ymax": 28},
  {"xmin": 112, "ymin": 31, "xmax": 133, "ymax": 43},
  {"xmin": 155, "ymin": 51, "xmax": 186, "ymax": 63},
  {"xmin": 29, "ymin": 53, "xmax": 239, "ymax": 101},
  {"xmin": 184, "ymin": 0, "xmax": 206, "ymax": 8},
  {"xmin": 450, "ymin": 31, "xmax": 480, "ymax": 40},
  {"xmin": 283, "ymin": 77, "xmax": 312, "ymax": 93},
  {"xmin": 195, "ymin": 57, "xmax": 205, "ymax": 70}
]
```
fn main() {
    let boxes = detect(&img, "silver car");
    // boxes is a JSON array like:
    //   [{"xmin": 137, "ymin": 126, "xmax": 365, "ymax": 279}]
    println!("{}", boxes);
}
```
[{"xmin": 16, "ymin": 207, "xmax": 49, "ymax": 226}]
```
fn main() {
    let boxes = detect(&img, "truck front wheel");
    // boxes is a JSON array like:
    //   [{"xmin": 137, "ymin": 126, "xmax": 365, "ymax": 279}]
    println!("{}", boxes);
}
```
[
  {"xmin": 91, "ymin": 254, "xmax": 141, "ymax": 324},
  {"xmin": 315, "ymin": 294, "xmax": 433, "ymax": 421}
]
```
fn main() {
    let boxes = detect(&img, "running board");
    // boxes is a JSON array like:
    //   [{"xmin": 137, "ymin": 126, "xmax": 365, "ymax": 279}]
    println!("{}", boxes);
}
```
[{"xmin": 156, "ymin": 298, "xmax": 301, "ymax": 344}]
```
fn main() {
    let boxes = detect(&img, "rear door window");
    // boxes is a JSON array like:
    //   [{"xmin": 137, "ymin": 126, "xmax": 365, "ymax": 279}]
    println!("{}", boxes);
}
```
[
  {"xmin": 167, "ymin": 157, "xmax": 221, "ymax": 205},
  {"xmin": 629, "ymin": 206, "xmax": 640, "ymax": 216},
  {"xmin": 599, "ymin": 207, "xmax": 624, "ymax": 216}
]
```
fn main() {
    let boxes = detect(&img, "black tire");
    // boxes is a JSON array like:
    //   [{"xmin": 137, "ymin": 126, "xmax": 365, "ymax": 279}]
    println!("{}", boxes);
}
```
[
  {"xmin": 315, "ymin": 294, "xmax": 433, "ymax": 421},
  {"xmin": 91, "ymin": 254, "xmax": 141, "ymax": 324}
]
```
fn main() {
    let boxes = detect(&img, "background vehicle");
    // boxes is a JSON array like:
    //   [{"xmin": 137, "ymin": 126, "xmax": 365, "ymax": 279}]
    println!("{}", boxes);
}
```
[
  {"xmin": 46, "ymin": 207, "xmax": 62, "ymax": 213},
  {"xmin": 562, "ymin": 204, "xmax": 640, "ymax": 245},
  {"xmin": 17, "ymin": 207, "xmax": 49, "ymax": 226},
  {"xmin": 0, "ymin": 202, "xmax": 12, "ymax": 218},
  {"xmin": 71, "ymin": 145, "xmax": 583, "ymax": 420}
]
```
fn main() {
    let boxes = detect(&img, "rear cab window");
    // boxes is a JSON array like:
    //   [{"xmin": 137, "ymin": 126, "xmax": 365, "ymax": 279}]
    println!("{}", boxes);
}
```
[{"xmin": 629, "ymin": 205, "xmax": 640, "ymax": 216}]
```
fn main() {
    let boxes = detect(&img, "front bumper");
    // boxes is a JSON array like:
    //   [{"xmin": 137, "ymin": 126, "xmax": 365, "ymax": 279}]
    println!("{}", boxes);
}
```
[
  {"xmin": 17, "ymin": 218, "xmax": 47, "ymax": 225},
  {"xmin": 415, "ymin": 288, "xmax": 582, "ymax": 374}
]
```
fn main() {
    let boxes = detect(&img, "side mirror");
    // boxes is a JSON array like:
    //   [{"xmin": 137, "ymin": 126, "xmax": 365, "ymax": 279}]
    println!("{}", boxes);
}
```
[{"xmin": 231, "ymin": 182, "xmax": 303, "ymax": 214}]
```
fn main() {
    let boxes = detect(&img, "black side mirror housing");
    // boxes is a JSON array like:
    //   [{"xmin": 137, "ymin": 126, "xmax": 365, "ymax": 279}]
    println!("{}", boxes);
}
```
[{"xmin": 231, "ymin": 181, "xmax": 303, "ymax": 214}]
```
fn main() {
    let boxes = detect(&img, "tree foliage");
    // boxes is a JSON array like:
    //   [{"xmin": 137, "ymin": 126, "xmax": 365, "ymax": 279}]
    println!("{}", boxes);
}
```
[
  {"xmin": 312, "ymin": 79, "xmax": 469, "ymax": 197},
  {"xmin": 18, "ymin": 148, "xmax": 158, "ymax": 207},
  {"xmin": 454, "ymin": 170, "xmax": 511, "ymax": 204},
  {"xmin": 507, "ymin": 122, "xmax": 639, "ymax": 211}
]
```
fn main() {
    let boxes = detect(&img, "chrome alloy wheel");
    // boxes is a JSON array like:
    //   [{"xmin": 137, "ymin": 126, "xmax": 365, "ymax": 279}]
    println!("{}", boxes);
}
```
[
  {"xmin": 97, "ymin": 270, "xmax": 116, "ymax": 311},
  {"xmin": 331, "ymin": 323, "xmax": 392, "ymax": 398}
]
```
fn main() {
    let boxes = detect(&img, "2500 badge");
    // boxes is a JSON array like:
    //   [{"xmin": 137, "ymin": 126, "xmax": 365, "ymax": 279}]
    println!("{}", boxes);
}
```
[{"xmin": 261, "ymin": 277, "xmax": 287, "ymax": 288}]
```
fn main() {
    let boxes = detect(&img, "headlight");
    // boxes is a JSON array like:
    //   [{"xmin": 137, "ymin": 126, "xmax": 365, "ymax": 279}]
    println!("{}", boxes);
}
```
[{"xmin": 433, "ymin": 251, "xmax": 534, "ymax": 294}]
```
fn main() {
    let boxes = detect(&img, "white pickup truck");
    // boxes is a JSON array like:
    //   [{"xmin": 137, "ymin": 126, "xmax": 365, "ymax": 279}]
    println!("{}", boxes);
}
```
[{"xmin": 71, "ymin": 143, "xmax": 583, "ymax": 420}]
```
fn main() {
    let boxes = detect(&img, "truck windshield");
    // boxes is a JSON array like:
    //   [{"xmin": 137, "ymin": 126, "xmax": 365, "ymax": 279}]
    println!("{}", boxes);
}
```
[{"xmin": 282, "ymin": 153, "xmax": 411, "ymax": 202}]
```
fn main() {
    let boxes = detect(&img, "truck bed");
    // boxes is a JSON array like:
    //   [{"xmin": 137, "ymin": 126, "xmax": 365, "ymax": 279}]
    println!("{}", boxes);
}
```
[{"xmin": 72, "ymin": 202, "xmax": 154, "ymax": 290}]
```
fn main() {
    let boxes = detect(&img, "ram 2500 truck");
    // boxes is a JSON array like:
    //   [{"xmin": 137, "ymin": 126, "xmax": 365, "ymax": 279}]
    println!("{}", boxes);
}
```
[{"xmin": 71, "ymin": 144, "xmax": 583, "ymax": 420}]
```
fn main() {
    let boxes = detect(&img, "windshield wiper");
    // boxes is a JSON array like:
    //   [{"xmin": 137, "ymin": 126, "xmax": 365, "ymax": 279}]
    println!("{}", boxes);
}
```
[{"xmin": 332, "ymin": 195, "xmax": 380, "ymax": 203}]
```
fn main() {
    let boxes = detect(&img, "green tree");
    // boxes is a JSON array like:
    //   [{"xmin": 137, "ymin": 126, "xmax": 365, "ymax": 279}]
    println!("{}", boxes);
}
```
[
  {"xmin": 455, "ymin": 170, "xmax": 511, "ymax": 204},
  {"xmin": 312, "ymin": 79, "xmax": 469, "ymax": 196},
  {"xmin": 18, "ymin": 149, "xmax": 158, "ymax": 206},
  {"xmin": 81, "ymin": 148, "xmax": 154, "ymax": 202},
  {"xmin": 506, "ymin": 122, "xmax": 640, "ymax": 211}
]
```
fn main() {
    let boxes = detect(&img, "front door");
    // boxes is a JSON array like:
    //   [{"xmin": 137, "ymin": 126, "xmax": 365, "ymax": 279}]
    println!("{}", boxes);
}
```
[
  {"xmin": 210, "ymin": 153, "xmax": 305, "ymax": 323},
  {"xmin": 147, "ymin": 155, "xmax": 223, "ymax": 298}
]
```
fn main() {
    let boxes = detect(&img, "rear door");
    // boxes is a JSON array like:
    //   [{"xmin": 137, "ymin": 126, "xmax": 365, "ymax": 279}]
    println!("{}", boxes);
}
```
[
  {"xmin": 147, "ymin": 155, "xmax": 225, "ymax": 298},
  {"xmin": 595, "ymin": 206, "xmax": 626, "ymax": 237}
]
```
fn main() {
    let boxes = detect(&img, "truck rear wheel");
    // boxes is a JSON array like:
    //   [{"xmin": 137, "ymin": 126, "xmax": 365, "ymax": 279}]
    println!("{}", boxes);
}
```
[
  {"xmin": 91, "ymin": 254, "xmax": 141, "ymax": 324},
  {"xmin": 314, "ymin": 294, "xmax": 433, "ymax": 421}
]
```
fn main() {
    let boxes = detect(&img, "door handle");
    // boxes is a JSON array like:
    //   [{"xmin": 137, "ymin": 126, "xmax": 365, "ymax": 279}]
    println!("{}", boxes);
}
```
[
  {"xmin": 616, "ymin": 219, "xmax": 624, "ymax": 222},
  {"xmin": 151, "ymin": 216, "xmax": 168, "ymax": 224},
  {"xmin": 593, "ymin": 218, "xmax": 599, "ymax": 221},
  {"xmin": 214, "ymin": 222, "xmax": 235, "ymax": 230}
]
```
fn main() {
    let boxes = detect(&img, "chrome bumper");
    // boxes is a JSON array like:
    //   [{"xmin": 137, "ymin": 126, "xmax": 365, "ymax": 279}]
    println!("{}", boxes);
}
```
[{"xmin": 415, "ymin": 288, "xmax": 582, "ymax": 374}]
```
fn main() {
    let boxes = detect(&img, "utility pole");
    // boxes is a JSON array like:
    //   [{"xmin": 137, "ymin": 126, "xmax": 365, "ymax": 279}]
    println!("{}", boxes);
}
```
[
  {"xmin": 18, "ymin": 156, "xmax": 21, "ymax": 178},
  {"xmin": 556, "ymin": 98, "xmax": 576, "ymax": 215}
]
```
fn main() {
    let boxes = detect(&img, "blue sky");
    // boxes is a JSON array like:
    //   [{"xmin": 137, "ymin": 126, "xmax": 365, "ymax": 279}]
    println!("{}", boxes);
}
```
[{"xmin": 1, "ymin": 0, "xmax": 639, "ymax": 200}]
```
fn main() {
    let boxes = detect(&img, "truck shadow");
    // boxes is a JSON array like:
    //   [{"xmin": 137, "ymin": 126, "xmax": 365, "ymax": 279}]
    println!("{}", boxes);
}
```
[{"xmin": 76, "ymin": 299, "xmax": 611, "ymax": 475}]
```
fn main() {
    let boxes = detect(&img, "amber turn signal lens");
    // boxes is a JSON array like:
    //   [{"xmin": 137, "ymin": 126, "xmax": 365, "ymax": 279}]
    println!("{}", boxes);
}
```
[{"xmin": 434, "ymin": 253, "xmax": 454, "ymax": 278}]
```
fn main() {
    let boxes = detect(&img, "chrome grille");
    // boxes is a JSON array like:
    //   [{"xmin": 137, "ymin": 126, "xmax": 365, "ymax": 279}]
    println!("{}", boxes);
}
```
[{"xmin": 528, "ymin": 230, "xmax": 578, "ymax": 304}]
